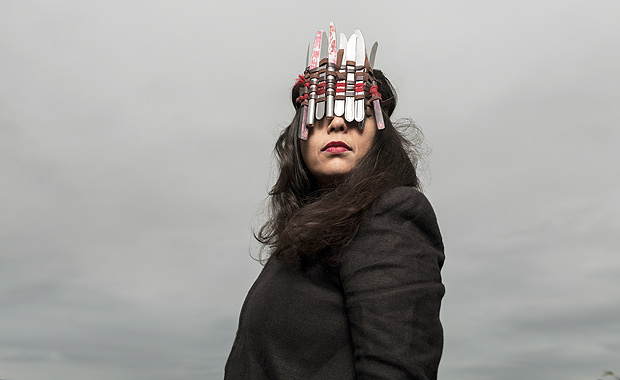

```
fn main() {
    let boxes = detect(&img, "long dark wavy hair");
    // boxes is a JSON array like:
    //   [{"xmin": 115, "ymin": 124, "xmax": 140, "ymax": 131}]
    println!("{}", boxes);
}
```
[{"xmin": 256, "ymin": 69, "xmax": 423, "ymax": 266}]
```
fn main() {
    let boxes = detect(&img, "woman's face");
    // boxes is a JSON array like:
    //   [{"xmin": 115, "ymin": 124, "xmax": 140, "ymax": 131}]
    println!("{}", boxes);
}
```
[{"xmin": 300, "ymin": 112, "xmax": 377, "ymax": 186}]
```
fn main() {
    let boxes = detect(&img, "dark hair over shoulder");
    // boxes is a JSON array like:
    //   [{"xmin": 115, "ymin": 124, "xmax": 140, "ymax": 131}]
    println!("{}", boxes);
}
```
[{"xmin": 256, "ymin": 70, "xmax": 422, "ymax": 266}]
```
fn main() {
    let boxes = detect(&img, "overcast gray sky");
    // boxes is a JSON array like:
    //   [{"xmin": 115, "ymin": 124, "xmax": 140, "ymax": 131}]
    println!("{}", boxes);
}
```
[{"xmin": 1, "ymin": 1, "xmax": 619, "ymax": 379}]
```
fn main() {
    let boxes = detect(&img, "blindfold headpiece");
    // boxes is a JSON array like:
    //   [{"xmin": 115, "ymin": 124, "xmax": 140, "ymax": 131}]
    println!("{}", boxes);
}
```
[{"xmin": 295, "ymin": 23, "xmax": 386, "ymax": 140}]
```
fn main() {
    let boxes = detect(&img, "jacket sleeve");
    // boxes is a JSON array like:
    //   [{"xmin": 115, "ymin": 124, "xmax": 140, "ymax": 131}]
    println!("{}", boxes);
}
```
[{"xmin": 339, "ymin": 186, "xmax": 445, "ymax": 380}]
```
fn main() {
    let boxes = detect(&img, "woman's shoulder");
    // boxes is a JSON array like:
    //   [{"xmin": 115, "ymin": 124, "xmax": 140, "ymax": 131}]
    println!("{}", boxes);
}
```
[
  {"xmin": 370, "ymin": 186, "xmax": 436, "ymax": 220},
  {"xmin": 361, "ymin": 186, "xmax": 443, "ymax": 250}
]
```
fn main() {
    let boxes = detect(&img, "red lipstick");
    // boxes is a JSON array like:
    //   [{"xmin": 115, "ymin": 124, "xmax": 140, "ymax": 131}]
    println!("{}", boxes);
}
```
[{"xmin": 322, "ymin": 141, "xmax": 351, "ymax": 153}]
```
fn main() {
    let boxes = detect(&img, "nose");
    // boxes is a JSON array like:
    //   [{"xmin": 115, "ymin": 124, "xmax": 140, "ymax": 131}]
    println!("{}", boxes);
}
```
[{"xmin": 327, "ymin": 116, "xmax": 348, "ymax": 133}]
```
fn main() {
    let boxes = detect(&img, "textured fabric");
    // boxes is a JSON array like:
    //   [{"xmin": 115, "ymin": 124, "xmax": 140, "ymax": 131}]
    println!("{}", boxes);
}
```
[{"xmin": 224, "ymin": 186, "xmax": 445, "ymax": 379}]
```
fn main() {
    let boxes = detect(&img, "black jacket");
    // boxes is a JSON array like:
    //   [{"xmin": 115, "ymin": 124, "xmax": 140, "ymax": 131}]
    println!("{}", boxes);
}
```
[{"xmin": 225, "ymin": 186, "xmax": 445, "ymax": 379}]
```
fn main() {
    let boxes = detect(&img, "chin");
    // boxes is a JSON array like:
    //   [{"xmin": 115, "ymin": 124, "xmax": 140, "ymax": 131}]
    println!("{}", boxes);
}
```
[{"xmin": 318, "ymin": 168, "xmax": 352, "ymax": 181}]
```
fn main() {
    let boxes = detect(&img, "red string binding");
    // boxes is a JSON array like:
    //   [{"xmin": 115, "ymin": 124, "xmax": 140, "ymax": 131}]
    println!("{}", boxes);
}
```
[
  {"xmin": 294, "ymin": 74, "xmax": 306, "ymax": 87},
  {"xmin": 369, "ymin": 84, "xmax": 382, "ymax": 99},
  {"xmin": 295, "ymin": 93, "xmax": 309, "ymax": 104}
]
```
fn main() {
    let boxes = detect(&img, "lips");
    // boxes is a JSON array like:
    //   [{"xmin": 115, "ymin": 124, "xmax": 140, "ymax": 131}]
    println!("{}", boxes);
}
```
[{"xmin": 322, "ymin": 141, "xmax": 352, "ymax": 153}]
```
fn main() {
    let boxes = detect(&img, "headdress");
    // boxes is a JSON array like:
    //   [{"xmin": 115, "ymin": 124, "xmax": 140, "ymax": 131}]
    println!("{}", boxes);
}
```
[{"xmin": 295, "ymin": 23, "xmax": 385, "ymax": 140}]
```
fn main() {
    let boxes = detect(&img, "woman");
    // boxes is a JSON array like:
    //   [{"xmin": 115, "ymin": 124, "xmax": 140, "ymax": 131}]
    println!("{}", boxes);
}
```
[{"xmin": 225, "ymin": 25, "xmax": 445, "ymax": 380}]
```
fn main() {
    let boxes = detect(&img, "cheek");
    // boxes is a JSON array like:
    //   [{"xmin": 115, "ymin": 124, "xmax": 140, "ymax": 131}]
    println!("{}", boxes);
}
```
[
  {"xmin": 356, "ymin": 129, "xmax": 377, "ymax": 158},
  {"xmin": 300, "ymin": 129, "xmax": 322, "ymax": 166},
  {"xmin": 300, "ymin": 141, "xmax": 313, "ymax": 168}
]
